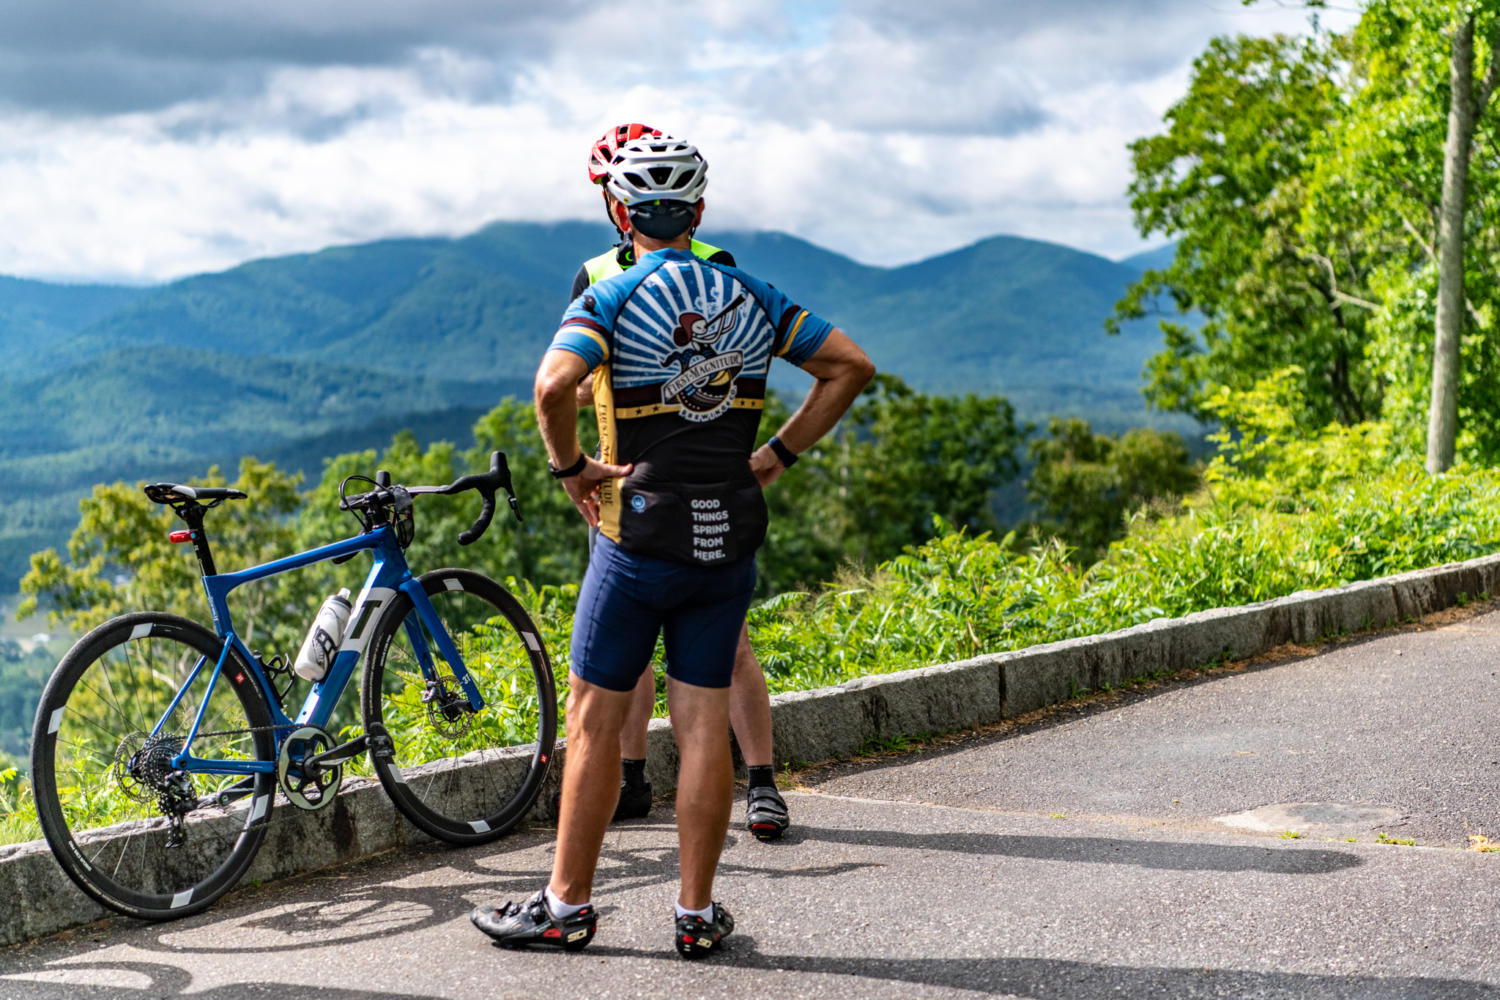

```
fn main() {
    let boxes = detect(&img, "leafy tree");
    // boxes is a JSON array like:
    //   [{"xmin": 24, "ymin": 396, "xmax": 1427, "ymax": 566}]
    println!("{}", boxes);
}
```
[
  {"xmin": 1026, "ymin": 418, "xmax": 1200, "ymax": 563},
  {"xmin": 296, "ymin": 405, "xmax": 596, "ymax": 595},
  {"xmin": 1302, "ymin": 0, "xmax": 1500, "ymax": 470},
  {"xmin": 0, "ymin": 639, "xmax": 52, "ymax": 760},
  {"xmin": 817, "ymin": 374, "xmax": 1024, "ymax": 573},
  {"xmin": 1114, "ymin": 30, "xmax": 1379, "ymax": 429},
  {"xmin": 19, "ymin": 459, "xmax": 309, "ymax": 650},
  {"xmin": 1199, "ymin": 365, "xmax": 1393, "ymax": 508}
]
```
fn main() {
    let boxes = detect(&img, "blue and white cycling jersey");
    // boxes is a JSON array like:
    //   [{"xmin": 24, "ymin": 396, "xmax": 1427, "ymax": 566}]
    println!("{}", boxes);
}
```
[{"xmin": 548, "ymin": 248, "xmax": 832, "ymax": 562}]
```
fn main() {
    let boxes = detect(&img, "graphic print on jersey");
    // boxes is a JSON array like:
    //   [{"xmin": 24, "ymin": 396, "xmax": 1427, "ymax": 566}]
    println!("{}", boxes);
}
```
[
  {"xmin": 661, "ymin": 292, "xmax": 747, "ymax": 421},
  {"xmin": 612, "ymin": 263, "xmax": 768, "ymax": 424}
]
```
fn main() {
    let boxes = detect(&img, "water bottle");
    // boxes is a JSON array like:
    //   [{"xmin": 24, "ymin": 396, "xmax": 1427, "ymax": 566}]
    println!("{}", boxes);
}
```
[{"xmin": 294, "ymin": 588, "xmax": 352, "ymax": 682}]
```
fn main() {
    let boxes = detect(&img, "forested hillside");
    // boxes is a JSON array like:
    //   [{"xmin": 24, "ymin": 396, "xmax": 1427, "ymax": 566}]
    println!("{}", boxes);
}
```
[{"xmin": 0, "ymin": 223, "xmax": 1183, "ymax": 588}]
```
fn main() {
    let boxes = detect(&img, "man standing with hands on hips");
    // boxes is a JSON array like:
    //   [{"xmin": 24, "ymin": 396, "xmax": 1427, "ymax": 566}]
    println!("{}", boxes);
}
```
[
  {"xmin": 575, "ymin": 122, "xmax": 792, "ymax": 840},
  {"xmin": 471, "ymin": 133, "xmax": 873, "ymax": 958}
]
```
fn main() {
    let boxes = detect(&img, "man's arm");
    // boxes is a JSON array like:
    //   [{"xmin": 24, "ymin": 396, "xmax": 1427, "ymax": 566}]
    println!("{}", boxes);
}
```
[
  {"xmin": 750, "ymin": 328, "xmax": 874, "ymax": 487},
  {"xmin": 534, "ymin": 349, "xmax": 631, "ymax": 525}
]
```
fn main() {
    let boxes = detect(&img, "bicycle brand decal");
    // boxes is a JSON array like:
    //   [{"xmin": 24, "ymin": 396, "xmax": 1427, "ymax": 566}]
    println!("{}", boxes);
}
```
[{"xmin": 339, "ymin": 587, "xmax": 398, "ymax": 655}]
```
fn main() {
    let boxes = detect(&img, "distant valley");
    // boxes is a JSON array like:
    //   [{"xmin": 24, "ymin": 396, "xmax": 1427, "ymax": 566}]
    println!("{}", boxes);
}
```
[{"xmin": 0, "ymin": 222, "xmax": 1186, "ymax": 589}]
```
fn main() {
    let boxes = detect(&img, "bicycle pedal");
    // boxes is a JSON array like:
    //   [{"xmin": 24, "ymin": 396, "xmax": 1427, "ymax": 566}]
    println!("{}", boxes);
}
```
[{"xmin": 365, "ymin": 724, "xmax": 395, "ymax": 762}]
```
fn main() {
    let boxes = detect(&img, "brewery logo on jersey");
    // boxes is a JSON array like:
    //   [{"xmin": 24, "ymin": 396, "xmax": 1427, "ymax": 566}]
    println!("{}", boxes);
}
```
[{"xmin": 659, "ymin": 293, "xmax": 747, "ymax": 422}]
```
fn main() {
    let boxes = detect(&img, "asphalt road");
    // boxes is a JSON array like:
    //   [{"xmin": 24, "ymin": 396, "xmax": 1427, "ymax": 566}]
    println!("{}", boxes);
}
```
[{"xmin": 3, "ymin": 607, "xmax": 1499, "ymax": 999}]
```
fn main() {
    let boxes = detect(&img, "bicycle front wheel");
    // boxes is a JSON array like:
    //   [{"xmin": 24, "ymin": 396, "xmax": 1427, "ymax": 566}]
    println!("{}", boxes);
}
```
[
  {"xmin": 30, "ymin": 612, "xmax": 277, "ymax": 920},
  {"xmin": 362, "ymin": 569, "xmax": 556, "ymax": 844}
]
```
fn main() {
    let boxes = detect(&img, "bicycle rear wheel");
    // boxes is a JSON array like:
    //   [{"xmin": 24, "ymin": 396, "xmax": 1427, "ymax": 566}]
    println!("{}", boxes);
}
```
[
  {"xmin": 30, "ymin": 612, "xmax": 277, "ymax": 920},
  {"xmin": 361, "ymin": 569, "xmax": 556, "ymax": 844}
]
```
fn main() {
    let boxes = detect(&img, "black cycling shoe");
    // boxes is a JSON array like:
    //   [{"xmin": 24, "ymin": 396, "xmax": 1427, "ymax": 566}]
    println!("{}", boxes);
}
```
[
  {"xmin": 746, "ymin": 784, "xmax": 789, "ymax": 841},
  {"xmin": 613, "ymin": 779, "xmax": 653, "ymax": 821},
  {"xmin": 675, "ymin": 902, "xmax": 734, "ymax": 959},
  {"xmin": 471, "ymin": 889, "xmax": 596, "ymax": 952}
]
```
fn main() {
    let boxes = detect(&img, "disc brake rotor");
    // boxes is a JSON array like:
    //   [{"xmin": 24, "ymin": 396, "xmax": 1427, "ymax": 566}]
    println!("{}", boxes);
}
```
[
  {"xmin": 423, "ymin": 672, "xmax": 474, "ymax": 740},
  {"xmin": 112, "ymin": 731, "xmax": 152, "ymax": 803}
]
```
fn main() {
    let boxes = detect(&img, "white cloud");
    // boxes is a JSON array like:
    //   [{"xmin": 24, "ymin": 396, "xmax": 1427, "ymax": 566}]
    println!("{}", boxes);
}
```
[{"xmin": 0, "ymin": 0, "xmax": 1357, "ymax": 282}]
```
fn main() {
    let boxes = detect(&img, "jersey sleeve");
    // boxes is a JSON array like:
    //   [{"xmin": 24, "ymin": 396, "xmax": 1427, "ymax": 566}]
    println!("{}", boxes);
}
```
[
  {"xmin": 568, "ymin": 264, "xmax": 589, "ymax": 302},
  {"xmin": 549, "ymin": 293, "xmax": 613, "ymax": 371},
  {"xmin": 708, "ymin": 249, "xmax": 736, "ymax": 268}
]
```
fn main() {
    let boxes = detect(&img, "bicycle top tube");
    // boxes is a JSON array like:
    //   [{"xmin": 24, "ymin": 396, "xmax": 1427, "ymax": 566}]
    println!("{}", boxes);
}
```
[{"xmin": 200, "ymin": 526, "xmax": 408, "ymax": 639}]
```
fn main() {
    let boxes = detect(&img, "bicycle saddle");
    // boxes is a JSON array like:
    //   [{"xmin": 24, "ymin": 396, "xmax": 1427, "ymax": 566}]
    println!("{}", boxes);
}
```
[{"xmin": 144, "ymin": 483, "xmax": 248, "ymax": 505}]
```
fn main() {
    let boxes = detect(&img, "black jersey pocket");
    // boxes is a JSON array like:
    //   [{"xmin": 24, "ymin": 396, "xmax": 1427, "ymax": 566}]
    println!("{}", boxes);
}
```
[{"xmin": 618, "ymin": 480, "xmax": 767, "ymax": 566}]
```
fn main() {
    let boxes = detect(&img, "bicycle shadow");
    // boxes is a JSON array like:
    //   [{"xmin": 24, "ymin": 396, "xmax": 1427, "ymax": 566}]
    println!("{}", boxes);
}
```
[
  {"xmin": 67, "ymin": 826, "xmax": 873, "ymax": 959},
  {"xmin": 0, "ymin": 959, "xmax": 435, "ymax": 999}
]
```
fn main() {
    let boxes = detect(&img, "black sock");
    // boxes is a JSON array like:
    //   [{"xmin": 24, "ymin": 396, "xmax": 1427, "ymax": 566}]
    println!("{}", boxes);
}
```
[
  {"xmin": 747, "ymin": 765, "xmax": 775, "ymax": 789},
  {"xmin": 622, "ymin": 758, "xmax": 647, "ymax": 788}
]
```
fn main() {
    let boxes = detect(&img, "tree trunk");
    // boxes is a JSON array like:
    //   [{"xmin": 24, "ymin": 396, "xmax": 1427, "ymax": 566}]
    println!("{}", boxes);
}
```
[{"xmin": 1427, "ymin": 17, "xmax": 1478, "ymax": 474}]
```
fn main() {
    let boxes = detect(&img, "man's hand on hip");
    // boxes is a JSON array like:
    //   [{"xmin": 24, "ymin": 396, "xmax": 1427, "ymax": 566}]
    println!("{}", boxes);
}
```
[
  {"xmin": 561, "ymin": 457, "xmax": 633, "ymax": 527},
  {"xmin": 750, "ymin": 446, "xmax": 784, "ymax": 488}
]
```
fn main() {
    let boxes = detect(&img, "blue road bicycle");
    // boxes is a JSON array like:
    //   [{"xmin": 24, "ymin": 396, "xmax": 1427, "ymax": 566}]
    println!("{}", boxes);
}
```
[{"xmin": 29, "ymin": 452, "xmax": 557, "ymax": 921}]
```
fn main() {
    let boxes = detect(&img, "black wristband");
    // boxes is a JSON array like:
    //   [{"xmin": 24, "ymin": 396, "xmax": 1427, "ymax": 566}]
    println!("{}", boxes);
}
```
[
  {"xmin": 767, "ymin": 435, "xmax": 798, "ymax": 468},
  {"xmin": 549, "ymin": 453, "xmax": 587, "ymax": 479}
]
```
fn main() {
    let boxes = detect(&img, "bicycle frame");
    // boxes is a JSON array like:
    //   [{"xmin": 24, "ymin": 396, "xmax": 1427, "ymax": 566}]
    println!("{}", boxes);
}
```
[{"xmin": 163, "ymin": 524, "xmax": 485, "ymax": 776}]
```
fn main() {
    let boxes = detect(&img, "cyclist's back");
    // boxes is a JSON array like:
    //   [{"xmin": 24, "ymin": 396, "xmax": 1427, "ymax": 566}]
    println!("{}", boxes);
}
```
[{"xmin": 555, "ymin": 249, "xmax": 829, "ymax": 564}]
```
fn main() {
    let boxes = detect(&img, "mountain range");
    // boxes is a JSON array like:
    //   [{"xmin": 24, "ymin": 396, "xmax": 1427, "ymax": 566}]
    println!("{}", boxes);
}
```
[{"xmin": 0, "ymin": 222, "xmax": 1185, "ymax": 589}]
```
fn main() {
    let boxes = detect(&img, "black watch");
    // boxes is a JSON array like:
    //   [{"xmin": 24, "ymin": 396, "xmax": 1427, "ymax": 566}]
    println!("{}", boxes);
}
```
[
  {"xmin": 549, "ymin": 453, "xmax": 587, "ymax": 479},
  {"xmin": 767, "ymin": 435, "xmax": 798, "ymax": 468}
]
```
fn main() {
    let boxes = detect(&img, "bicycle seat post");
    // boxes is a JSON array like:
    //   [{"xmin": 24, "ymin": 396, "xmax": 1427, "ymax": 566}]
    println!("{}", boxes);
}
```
[{"xmin": 177, "ymin": 503, "xmax": 219, "ymax": 577}]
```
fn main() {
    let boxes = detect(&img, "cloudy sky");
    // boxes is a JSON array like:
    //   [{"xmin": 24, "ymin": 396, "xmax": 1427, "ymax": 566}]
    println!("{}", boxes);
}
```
[{"xmin": 0, "ymin": 0, "xmax": 1354, "ymax": 283}]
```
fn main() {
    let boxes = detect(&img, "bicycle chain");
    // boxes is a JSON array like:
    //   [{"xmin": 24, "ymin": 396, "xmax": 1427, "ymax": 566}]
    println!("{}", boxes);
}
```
[{"xmin": 192, "ymin": 722, "xmax": 302, "ymax": 740}]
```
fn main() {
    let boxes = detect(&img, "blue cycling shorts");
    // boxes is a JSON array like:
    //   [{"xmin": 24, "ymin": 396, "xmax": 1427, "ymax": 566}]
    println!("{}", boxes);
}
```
[{"xmin": 570, "ymin": 534, "xmax": 756, "ymax": 692}]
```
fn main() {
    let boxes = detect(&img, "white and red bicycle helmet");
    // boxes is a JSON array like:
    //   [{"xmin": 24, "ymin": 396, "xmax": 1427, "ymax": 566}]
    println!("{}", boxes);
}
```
[
  {"xmin": 604, "ymin": 136, "xmax": 709, "ymax": 207},
  {"xmin": 587, "ymin": 123, "xmax": 663, "ymax": 185}
]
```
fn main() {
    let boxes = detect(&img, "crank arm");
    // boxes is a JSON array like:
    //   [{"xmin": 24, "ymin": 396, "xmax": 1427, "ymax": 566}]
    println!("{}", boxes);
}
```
[
  {"xmin": 206, "ymin": 776, "xmax": 258, "ymax": 809},
  {"xmin": 305, "ymin": 735, "xmax": 369, "ymax": 771}
]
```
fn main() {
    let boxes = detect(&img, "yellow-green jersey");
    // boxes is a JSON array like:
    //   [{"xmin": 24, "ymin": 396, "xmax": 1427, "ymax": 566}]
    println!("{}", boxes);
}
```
[{"xmin": 568, "ymin": 238, "xmax": 735, "ymax": 300}]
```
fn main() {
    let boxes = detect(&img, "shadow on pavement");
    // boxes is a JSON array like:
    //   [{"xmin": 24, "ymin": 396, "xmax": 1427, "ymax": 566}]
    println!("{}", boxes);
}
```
[
  {"xmin": 791, "ymin": 825, "xmax": 1363, "ymax": 874},
  {"xmin": 35, "ymin": 836, "xmax": 881, "ymax": 962},
  {"xmin": 10, "ymin": 947, "xmax": 1492, "ymax": 1000},
  {"xmin": 711, "ymin": 946, "xmax": 1498, "ymax": 999},
  {"xmin": 0, "ymin": 960, "xmax": 425, "ymax": 999}
]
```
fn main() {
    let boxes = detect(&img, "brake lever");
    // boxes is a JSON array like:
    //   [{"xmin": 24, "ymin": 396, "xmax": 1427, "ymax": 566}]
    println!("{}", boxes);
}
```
[{"xmin": 457, "ymin": 451, "xmax": 504, "ymax": 545}]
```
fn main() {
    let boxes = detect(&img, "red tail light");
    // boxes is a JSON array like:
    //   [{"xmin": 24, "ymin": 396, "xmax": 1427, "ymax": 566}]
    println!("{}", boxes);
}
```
[{"xmin": 169, "ymin": 530, "xmax": 193, "ymax": 544}]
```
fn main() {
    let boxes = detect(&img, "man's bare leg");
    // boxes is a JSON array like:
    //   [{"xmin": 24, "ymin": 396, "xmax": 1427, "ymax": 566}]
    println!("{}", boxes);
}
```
[
  {"xmin": 550, "ymin": 675, "xmax": 632, "ymax": 904},
  {"xmin": 665, "ymin": 675, "xmax": 733, "ymax": 910},
  {"xmin": 621, "ymin": 667, "xmax": 654, "ymax": 760},
  {"xmin": 727, "ymin": 621, "xmax": 771, "ymax": 766},
  {"xmin": 727, "ymin": 621, "xmax": 789, "ymax": 839}
]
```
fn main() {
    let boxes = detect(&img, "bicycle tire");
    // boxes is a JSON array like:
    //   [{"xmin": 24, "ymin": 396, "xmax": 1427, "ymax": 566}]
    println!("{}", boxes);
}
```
[
  {"xmin": 30, "ymin": 612, "xmax": 277, "ymax": 920},
  {"xmin": 361, "ymin": 569, "xmax": 556, "ymax": 844}
]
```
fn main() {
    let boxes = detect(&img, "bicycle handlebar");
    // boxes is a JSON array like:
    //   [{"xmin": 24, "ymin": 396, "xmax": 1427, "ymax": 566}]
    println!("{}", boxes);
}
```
[{"xmin": 340, "ymin": 450, "xmax": 524, "ymax": 545}]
